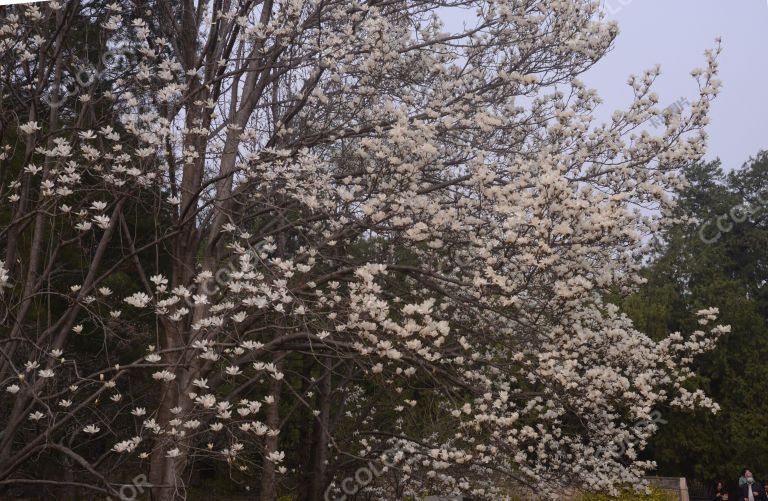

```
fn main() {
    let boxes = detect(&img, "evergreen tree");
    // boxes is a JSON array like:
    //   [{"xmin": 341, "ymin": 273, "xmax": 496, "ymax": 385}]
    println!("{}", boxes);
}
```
[{"xmin": 622, "ymin": 152, "xmax": 768, "ymax": 483}]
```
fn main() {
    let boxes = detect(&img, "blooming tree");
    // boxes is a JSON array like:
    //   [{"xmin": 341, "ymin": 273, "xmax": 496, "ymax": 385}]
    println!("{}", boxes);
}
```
[{"xmin": 0, "ymin": 0, "xmax": 726, "ymax": 499}]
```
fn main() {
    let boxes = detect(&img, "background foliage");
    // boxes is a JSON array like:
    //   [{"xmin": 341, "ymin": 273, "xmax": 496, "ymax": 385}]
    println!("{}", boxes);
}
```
[{"xmin": 620, "ymin": 152, "xmax": 768, "ymax": 486}]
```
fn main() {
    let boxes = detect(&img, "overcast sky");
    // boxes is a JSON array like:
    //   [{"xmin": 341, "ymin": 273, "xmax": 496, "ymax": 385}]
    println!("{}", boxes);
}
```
[
  {"xmin": 444, "ymin": 1, "xmax": 768, "ymax": 171},
  {"xmin": 586, "ymin": 0, "xmax": 768, "ymax": 170}
]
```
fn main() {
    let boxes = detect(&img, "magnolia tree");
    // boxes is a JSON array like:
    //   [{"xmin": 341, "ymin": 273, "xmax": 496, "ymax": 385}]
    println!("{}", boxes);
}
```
[{"xmin": 0, "ymin": 0, "xmax": 726, "ymax": 499}]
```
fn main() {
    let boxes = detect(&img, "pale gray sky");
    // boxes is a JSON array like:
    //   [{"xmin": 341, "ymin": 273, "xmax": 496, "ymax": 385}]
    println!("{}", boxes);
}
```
[
  {"xmin": 443, "ymin": 1, "xmax": 768, "ymax": 170},
  {"xmin": 588, "ymin": 0, "xmax": 768, "ymax": 170}
]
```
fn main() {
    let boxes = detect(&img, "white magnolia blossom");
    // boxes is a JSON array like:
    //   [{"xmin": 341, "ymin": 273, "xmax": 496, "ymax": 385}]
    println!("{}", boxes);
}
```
[
  {"xmin": 18, "ymin": 121, "xmax": 40, "ymax": 135},
  {"xmin": 112, "ymin": 437, "xmax": 141, "ymax": 453},
  {"xmin": 152, "ymin": 370, "xmax": 176, "ymax": 382},
  {"xmin": 0, "ymin": 1, "xmax": 725, "ymax": 499},
  {"xmin": 124, "ymin": 292, "xmax": 152, "ymax": 308},
  {"xmin": 0, "ymin": 260, "xmax": 9, "ymax": 293}
]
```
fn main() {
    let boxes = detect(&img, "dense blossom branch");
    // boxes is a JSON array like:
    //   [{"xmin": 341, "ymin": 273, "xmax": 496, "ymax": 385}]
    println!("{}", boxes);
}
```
[{"xmin": 0, "ymin": 0, "xmax": 725, "ymax": 499}]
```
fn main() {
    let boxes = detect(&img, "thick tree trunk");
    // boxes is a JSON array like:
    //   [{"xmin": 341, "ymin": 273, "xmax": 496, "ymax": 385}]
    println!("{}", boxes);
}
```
[
  {"xmin": 149, "ymin": 324, "xmax": 190, "ymax": 501},
  {"xmin": 149, "ymin": 381, "xmax": 181, "ymax": 501}
]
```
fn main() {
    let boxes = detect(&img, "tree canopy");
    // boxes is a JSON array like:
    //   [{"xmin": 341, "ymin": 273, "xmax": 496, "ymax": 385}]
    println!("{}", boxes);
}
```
[
  {"xmin": 0, "ymin": 1, "xmax": 726, "ymax": 499},
  {"xmin": 621, "ymin": 153, "xmax": 768, "ymax": 484}
]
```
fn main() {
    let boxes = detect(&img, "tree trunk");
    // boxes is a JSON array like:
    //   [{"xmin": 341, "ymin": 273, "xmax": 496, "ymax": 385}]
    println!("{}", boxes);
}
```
[
  {"xmin": 149, "ymin": 325, "xmax": 190, "ymax": 501},
  {"xmin": 308, "ymin": 365, "xmax": 332, "ymax": 501},
  {"xmin": 259, "ymin": 356, "xmax": 283, "ymax": 501}
]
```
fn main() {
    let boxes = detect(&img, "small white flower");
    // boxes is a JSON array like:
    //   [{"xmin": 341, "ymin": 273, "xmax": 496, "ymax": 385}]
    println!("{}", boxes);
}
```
[
  {"xmin": 196, "ymin": 394, "xmax": 216, "ymax": 408},
  {"xmin": 199, "ymin": 351, "xmax": 219, "ymax": 362},
  {"xmin": 149, "ymin": 275, "xmax": 168, "ymax": 286},
  {"xmin": 0, "ymin": 260, "xmax": 8, "ymax": 291},
  {"xmin": 29, "ymin": 411, "xmax": 45, "ymax": 421},
  {"xmin": 6, "ymin": 384, "xmax": 20, "ymax": 394},
  {"xmin": 192, "ymin": 378, "xmax": 209, "ymax": 389},
  {"xmin": 241, "ymin": 341, "xmax": 264, "ymax": 350},
  {"xmin": 19, "ymin": 121, "xmax": 41, "ymax": 135},
  {"xmin": 131, "ymin": 407, "xmax": 146, "ymax": 416},
  {"xmin": 124, "ymin": 292, "xmax": 152, "ymax": 308},
  {"xmin": 58, "ymin": 399, "xmax": 72, "ymax": 408},
  {"xmin": 38, "ymin": 369, "xmax": 54, "ymax": 379},
  {"xmin": 24, "ymin": 164, "xmax": 42, "ymax": 175},
  {"xmin": 152, "ymin": 370, "xmax": 176, "ymax": 382},
  {"xmin": 83, "ymin": 424, "xmax": 100, "ymax": 434},
  {"xmin": 166, "ymin": 448, "xmax": 181, "ymax": 458},
  {"xmin": 93, "ymin": 215, "xmax": 111, "ymax": 229},
  {"xmin": 192, "ymin": 294, "xmax": 209, "ymax": 305}
]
